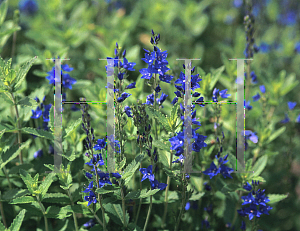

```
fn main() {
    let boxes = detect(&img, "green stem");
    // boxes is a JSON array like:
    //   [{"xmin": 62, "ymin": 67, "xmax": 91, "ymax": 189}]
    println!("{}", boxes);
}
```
[
  {"xmin": 161, "ymin": 150, "xmax": 173, "ymax": 228},
  {"xmin": 134, "ymin": 145, "xmax": 143, "ymax": 225},
  {"xmin": 11, "ymin": 93, "xmax": 23, "ymax": 164},
  {"xmin": 0, "ymin": 199, "xmax": 7, "ymax": 228},
  {"xmin": 37, "ymin": 195, "xmax": 49, "ymax": 231},
  {"xmin": 11, "ymin": 31, "xmax": 17, "ymax": 61},
  {"xmin": 89, "ymin": 207, "xmax": 103, "ymax": 226},
  {"xmin": 67, "ymin": 189, "xmax": 79, "ymax": 231},
  {"xmin": 245, "ymin": 62, "xmax": 251, "ymax": 102},
  {"xmin": 143, "ymin": 158, "xmax": 154, "ymax": 231},
  {"xmin": 94, "ymin": 166, "xmax": 106, "ymax": 231},
  {"xmin": 153, "ymin": 74, "xmax": 158, "ymax": 140},
  {"xmin": 175, "ymin": 172, "xmax": 186, "ymax": 231},
  {"xmin": 120, "ymin": 185, "xmax": 127, "ymax": 227}
]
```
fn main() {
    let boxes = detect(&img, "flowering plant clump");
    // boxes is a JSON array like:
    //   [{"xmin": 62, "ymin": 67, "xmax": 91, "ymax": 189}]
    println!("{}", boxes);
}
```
[{"xmin": 0, "ymin": 0, "xmax": 298, "ymax": 231}]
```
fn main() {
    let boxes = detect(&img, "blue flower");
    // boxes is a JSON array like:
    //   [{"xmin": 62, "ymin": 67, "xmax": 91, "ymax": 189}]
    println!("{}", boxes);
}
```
[
  {"xmin": 245, "ymin": 100, "xmax": 252, "ymax": 110},
  {"xmin": 139, "ymin": 165, "xmax": 155, "ymax": 182},
  {"xmin": 98, "ymin": 172, "xmax": 112, "ymax": 188},
  {"xmin": 288, "ymin": 101, "xmax": 297, "ymax": 110},
  {"xmin": 296, "ymin": 114, "xmax": 300, "ymax": 123},
  {"xmin": 219, "ymin": 164, "xmax": 234, "ymax": 179},
  {"xmin": 201, "ymin": 219, "xmax": 210, "ymax": 229},
  {"xmin": 259, "ymin": 85, "xmax": 266, "ymax": 94},
  {"xmin": 86, "ymin": 172, "xmax": 93, "ymax": 179},
  {"xmin": 84, "ymin": 191, "xmax": 97, "ymax": 206},
  {"xmin": 159, "ymin": 74, "xmax": 174, "ymax": 83},
  {"xmin": 42, "ymin": 104, "xmax": 52, "ymax": 122},
  {"xmin": 62, "ymin": 73, "xmax": 77, "ymax": 89},
  {"xmin": 241, "ymin": 220, "xmax": 246, "ymax": 230},
  {"xmin": 150, "ymin": 179, "xmax": 167, "ymax": 190},
  {"xmin": 34, "ymin": 149, "xmax": 43, "ymax": 158},
  {"xmin": 252, "ymin": 93, "xmax": 260, "ymax": 102},
  {"xmin": 202, "ymin": 162, "xmax": 220, "ymax": 179},
  {"xmin": 94, "ymin": 138, "xmax": 106, "ymax": 151},
  {"xmin": 83, "ymin": 219, "xmax": 96, "ymax": 228},
  {"xmin": 233, "ymin": 0, "xmax": 243, "ymax": 8},
  {"xmin": 111, "ymin": 172, "xmax": 122, "ymax": 179},
  {"xmin": 295, "ymin": 42, "xmax": 300, "ymax": 53},
  {"xmin": 117, "ymin": 92, "xmax": 131, "ymax": 103},
  {"xmin": 157, "ymin": 92, "xmax": 168, "ymax": 105},
  {"xmin": 122, "ymin": 58, "xmax": 136, "ymax": 71},
  {"xmin": 71, "ymin": 104, "xmax": 80, "ymax": 111},
  {"xmin": 259, "ymin": 42, "xmax": 271, "ymax": 53},
  {"xmin": 278, "ymin": 11, "xmax": 297, "ymax": 26},
  {"xmin": 19, "ymin": 0, "xmax": 38, "ymax": 16},
  {"xmin": 192, "ymin": 133, "xmax": 207, "ymax": 152},
  {"xmin": 82, "ymin": 181, "xmax": 94, "ymax": 193},
  {"xmin": 171, "ymin": 97, "xmax": 178, "ymax": 105},
  {"xmin": 124, "ymin": 106, "xmax": 133, "ymax": 117},
  {"xmin": 145, "ymin": 93, "xmax": 154, "ymax": 106},
  {"xmin": 243, "ymin": 182, "xmax": 252, "ymax": 191},
  {"xmin": 172, "ymin": 154, "xmax": 185, "ymax": 166},
  {"xmin": 204, "ymin": 182, "xmax": 211, "ymax": 191},
  {"xmin": 125, "ymin": 82, "xmax": 136, "ymax": 89},
  {"xmin": 31, "ymin": 106, "xmax": 42, "ymax": 119},
  {"xmin": 85, "ymin": 154, "xmax": 105, "ymax": 167},
  {"xmin": 219, "ymin": 89, "xmax": 231, "ymax": 99},
  {"xmin": 241, "ymin": 192, "xmax": 256, "ymax": 205},
  {"xmin": 48, "ymin": 144, "xmax": 54, "ymax": 154},
  {"xmin": 280, "ymin": 113, "xmax": 290, "ymax": 124}
]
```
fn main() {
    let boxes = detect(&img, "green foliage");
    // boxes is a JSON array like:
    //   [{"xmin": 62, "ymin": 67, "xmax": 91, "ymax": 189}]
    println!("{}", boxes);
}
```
[
  {"xmin": 122, "ymin": 153, "xmax": 145, "ymax": 186},
  {"xmin": 103, "ymin": 203, "xmax": 129, "ymax": 227},
  {"xmin": 145, "ymin": 106, "xmax": 172, "ymax": 132},
  {"xmin": 0, "ymin": 209, "xmax": 26, "ymax": 231}
]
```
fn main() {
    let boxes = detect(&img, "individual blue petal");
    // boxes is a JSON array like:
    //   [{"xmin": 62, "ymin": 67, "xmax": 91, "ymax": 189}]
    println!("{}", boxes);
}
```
[
  {"xmin": 288, "ymin": 101, "xmax": 297, "ymax": 110},
  {"xmin": 259, "ymin": 85, "xmax": 266, "ymax": 94}
]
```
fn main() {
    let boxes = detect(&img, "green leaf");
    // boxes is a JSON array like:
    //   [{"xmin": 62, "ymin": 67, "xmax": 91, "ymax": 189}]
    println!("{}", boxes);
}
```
[
  {"xmin": 0, "ymin": 140, "xmax": 31, "ymax": 170},
  {"xmin": 245, "ymin": 159, "xmax": 252, "ymax": 172},
  {"xmin": 45, "ymin": 205, "xmax": 73, "ymax": 219},
  {"xmin": 0, "ymin": 0, "xmax": 8, "ymax": 27},
  {"xmin": 266, "ymin": 126, "xmax": 286, "ymax": 144},
  {"xmin": 125, "ymin": 189, "xmax": 160, "ymax": 200},
  {"xmin": 16, "ymin": 96, "xmax": 38, "ymax": 108},
  {"xmin": 267, "ymin": 193, "xmax": 288, "ymax": 204},
  {"xmin": 0, "ymin": 220, "xmax": 5, "ymax": 231},
  {"xmin": 13, "ymin": 56, "xmax": 37, "ymax": 91},
  {"xmin": 38, "ymin": 172, "xmax": 56, "ymax": 200},
  {"xmin": 250, "ymin": 155, "xmax": 268, "ymax": 178},
  {"xmin": 168, "ymin": 103, "xmax": 179, "ymax": 129},
  {"xmin": 21, "ymin": 127, "xmax": 54, "ymax": 140},
  {"xmin": 152, "ymin": 140, "xmax": 171, "ymax": 152},
  {"xmin": 8, "ymin": 209, "xmax": 26, "ymax": 231},
  {"xmin": 49, "ymin": 106, "xmax": 54, "ymax": 132},
  {"xmin": 104, "ymin": 203, "xmax": 129, "ymax": 226},
  {"xmin": 10, "ymin": 196, "xmax": 36, "ymax": 204},
  {"xmin": 0, "ymin": 129, "xmax": 5, "ymax": 140},
  {"xmin": 95, "ymin": 185, "xmax": 121, "ymax": 195},
  {"xmin": 145, "ymin": 106, "xmax": 172, "ymax": 132},
  {"xmin": 189, "ymin": 192, "xmax": 205, "ymax": 201},
  {"xmin": 19, "ymin": 169, "xmax": 34, "ymax": 194},
  {"xmin": 116, "ymin": 157, "xmax": 126, "ymax": 171},
  {"xmin": 279, "ymin": 73, "xmax": 299, "ymax": 96},
  {"xmin": 63, "ymin": 118, "xmax": 81, "ymax": 139},
  {"xmin": 122, "ymin": 153, "xmax": 145, "ymax": 186},
  {"xmin": 209, "ymin": 65, "xmax": 225, "ymax": 91},
  {"xmin": 9, "ymin": 163, "xmax": 34, "ymax": 175},
  {"xmin": 2, "ymin": 189, "xmax": 29, "ymax": 201}
]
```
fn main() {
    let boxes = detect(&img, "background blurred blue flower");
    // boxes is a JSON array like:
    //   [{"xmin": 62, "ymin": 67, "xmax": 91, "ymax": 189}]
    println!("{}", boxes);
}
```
[{"xmin": 19, "ymin": 0, "xmax": 38, "ymax": 16}]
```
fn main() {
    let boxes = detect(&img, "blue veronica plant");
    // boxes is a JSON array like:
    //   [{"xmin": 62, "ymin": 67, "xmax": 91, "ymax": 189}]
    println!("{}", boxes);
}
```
[{"xmin": 19, "ymin": 0, "xmax": 38, "ymax": 16}]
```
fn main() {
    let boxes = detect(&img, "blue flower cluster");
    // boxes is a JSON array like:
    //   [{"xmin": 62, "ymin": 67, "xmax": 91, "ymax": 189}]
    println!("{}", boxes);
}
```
[
  {"xmin": 140, "ymin": 30, "xmax": 174, "ymax": 108},
  {"xmin": 241, "ymin": 130, "xmax": 258, "ymax": 151},
  {"xmin": 281, "ymin": 101, "xmax": 300, "ymax": 124},
  {"xmin": 139, "ymin": 165, "xmax": 167, "ymax": 190},
  {"xmin": 105, "ymin": 42, "xmax": 136, "ymax": 104},
  {"xmin": 46, "ymin": 62, "xmax": 79, "ymax": 111},
  {"xmin": 31, "ymin": 96, "xmax": 53, "ymax": 158},
  {"xmin": 212, "ymin": 87, "xmax": 231, "ymax": 102},
  {"xmin": 19, "ymin": 0, "xmax": 38, "ymax": 16},
  {"xmin": 237, "ymin": 180, "xmax": 272, "ymax": 222}
]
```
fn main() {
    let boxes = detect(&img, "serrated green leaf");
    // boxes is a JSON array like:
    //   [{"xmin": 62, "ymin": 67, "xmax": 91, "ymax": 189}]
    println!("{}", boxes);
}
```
[
  {"xmin": 1, "ymin": 140, "xmax": 31, "ymax": 167},
  {"xmin": 45, "ymin": 205, "xmax": 73, "ymax": 219},
  {"xmin": 189, "ymin": 192, "xmax": 205, "ymax": 201},
  {"xmin": 103, "ymin": 203, "xmax": 129, "ymax": 226},
  {"xmin": 17, "ymin": 201, "xmax": 43, "ymax": 216},
  {"xmin": 8, "ymin": 163, "xmax": 33, "ymax": 175},
  {"xmin": 123, "ymin": 154, "xmax": 145, "ymax": 186},
  {"xmin": 13, "ymin": 56, "xmax": 37, "ymax": 91},
  {"xmin": 209, "ymin": 65, "xmax": 225, "ymax": 91},
  {"xmin": 16, "ymin": 96, "xmax": 39, "ymax": 108},
  {"xmin": 48, "ymin": 106, "xmax": 54, "ymax": 132},
  {"xmin": 32, "ymin": 69, "xmax": 49, "ymax": 77},
  {"xmin": 63, "ymin": 118, "xmax": 81, "ymax": 139},
  {"xmin": 266, "ymin": 126, "xmax": 286, "ymax": 144},
  {"xmin": 8, "ymin": 209, "xmax": 26, "ymax": 231},
  {"xmin": 1, "ymin": 189, "xmax": 29, "ymax": 201},
  {"xmin": 21, "ymin": 127, "xmax": 54, "ymax": 140},
  {"xmin": 250, "ymin": 155, "xmax": 268, "ymax": 177},
  {"xmin": 19, "ymin": 169, "xmax": 34, "ymax": 194},
  {"xmin": 96, "ymin": 185, "xmax": 121, "ymax": 195},
  {"xmin": 116, "ymin": 157, "xmax": 126, "ymax": 171},
  {"xmin": 169, "ymin": 103, "xmax": 179, "ymax": 129},
  {"xmin": 38, "ymin": 172, "xmax": 56, "ymax": 200},
  {"xmin": 267, "ymin": 194, "xmax": 288, "ymax": 204},
  {"xmin": 245, "ymin": 159, "xmax": 252, "ymax": 172},
  {"xmin": 10, "ymin": 196, "xmax": 35, "ymax": 204},
  {"xmin": 0, "ymin": 129, "xmax": 5, "ymax": 140},
  {"xmin": 0, "ymin": 0, "xmax": 8, "ymax": 27},
  {"xmin": 145, "ymin": 106, "xmax": 172, "ymax": 132},
  {"xmin": 152, "ymin": 140, "xmax": 171, "ymax": 152}
]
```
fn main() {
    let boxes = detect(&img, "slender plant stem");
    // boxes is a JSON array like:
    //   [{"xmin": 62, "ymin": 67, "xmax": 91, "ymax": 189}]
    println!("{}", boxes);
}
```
[
  {"xmin": 175, "ymin": 172, "xmax": 186, "ymax": 231},
  {"xmin": 0, "ymin": 199, "xmax": 7, "ymax": 228},
  {"xmin": 161, "ymin": 150, "xmax": 173, "ymax": 228},
  {"xmin": 89, "ymin": 207, "xmax": 103, "ymax": 226},
  {"xmin": 231, "ymin": 182, "xmax": 243, "ymax": 226},
  {"xmin": 245, "ymin": 62, "xmax": 251, "ymax": 102},
  {"xmin": 37, "ymin": 195, "xmax": 49, "ymax": 231},
  {"xmin": 10, "ymin": 93, "xmax": 23, "ymax": 164},
  {"xmin": 120, "ymin": 185, "xmax": 127, "ymax": 227},
  {"xmin": 67, "ymin": 189, "xmax": 79, "ymax": 231},
  {"xmin": 143, "ymin": 158, "xmax": 154, "ymax": 231},
  {"xmin": 94, "ymin": 165, "xmax": 106, "ymax": 231},
  {"xmin": 135, "ymin": 143, "xmax": 144, "ymax": 225},
  {"xmin": 11, "ymin": 31, "xmax": 17, "ymax": 61}
]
